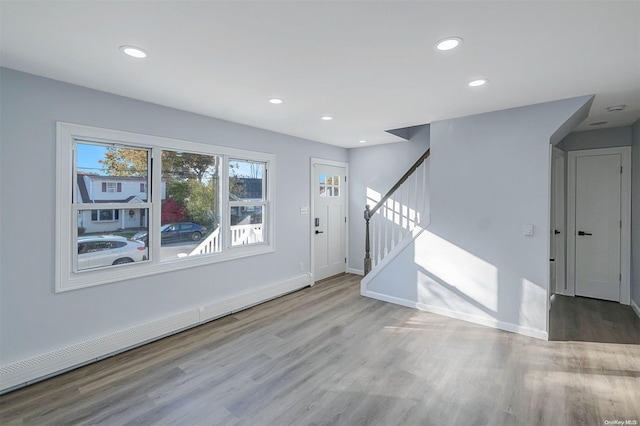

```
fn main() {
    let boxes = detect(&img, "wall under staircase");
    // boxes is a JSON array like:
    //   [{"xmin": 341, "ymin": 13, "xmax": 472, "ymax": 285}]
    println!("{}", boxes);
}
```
[{"xmin": 360, "ymin": 95, "xmax": 594, "ymax": 340}]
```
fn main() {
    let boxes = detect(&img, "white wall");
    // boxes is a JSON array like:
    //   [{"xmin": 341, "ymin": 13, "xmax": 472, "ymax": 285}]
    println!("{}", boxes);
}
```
[
  {"xmin": 364, "ymin": 96, "xmax": 593, "ymax": 339},
  {"xmin": 347, "ymin": 125, "xmax": 430, "ymax": 272},
  {"xmin": 632, "ymin": 119, "xmax": 640, "ymax": 310},
  {"xmin": 0, "ymin": 68, "xmax": 347, "ymax": 367}
]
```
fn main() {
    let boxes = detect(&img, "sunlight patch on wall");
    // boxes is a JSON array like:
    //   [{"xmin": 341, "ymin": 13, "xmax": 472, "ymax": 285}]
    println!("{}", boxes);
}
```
[
  {"xmin": 366, "ymin": 187, "xmax": 422, "ymax": 228},
  {"xmin": 414, "ymin": 230, "xmax": 498, "ymax": 315},
  {"xmin": 519, "ymin": 278, "xmax": 546, "ymax": 330}
]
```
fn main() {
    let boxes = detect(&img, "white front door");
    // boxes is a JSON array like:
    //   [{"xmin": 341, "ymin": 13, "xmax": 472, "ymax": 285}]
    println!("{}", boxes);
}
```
[
  {"xmin": 574, "ymin": 153, "xmax": 622, "ymax": 301},
  {"xmin": 313, "ymin": 163, "xmax": 346, "ymax": 281}
]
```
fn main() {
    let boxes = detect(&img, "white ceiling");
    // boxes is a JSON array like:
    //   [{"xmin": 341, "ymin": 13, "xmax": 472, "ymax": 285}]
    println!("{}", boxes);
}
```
[{"xmin": 1, "ymin": 1, "xmax": 639, "ymax": 148}]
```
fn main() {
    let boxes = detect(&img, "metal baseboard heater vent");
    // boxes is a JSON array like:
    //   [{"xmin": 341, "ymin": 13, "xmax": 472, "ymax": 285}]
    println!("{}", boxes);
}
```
[{"xmin": 0, "ymin": 274, "xmax": 311, "ymax": 394}]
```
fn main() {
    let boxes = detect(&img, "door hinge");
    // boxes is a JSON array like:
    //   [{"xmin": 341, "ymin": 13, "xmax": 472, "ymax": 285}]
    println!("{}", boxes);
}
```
[
  {"xmin": 345, "ymin": 257, "xmax": 347, "ymax": 264},
  {"xmin": 619, "ymin": 273, "xmax": 622, "ymax": 282},
  {"xmin": 620, "ymin": 220, "xmax": 622, "ymax": 228},
  {"xmin": 345, "ymin": 217, "xmax": 347, "ymax": 223},
  {"xmin": 620, "ymin": 166, "xmax": 623, "ymax": 174}
]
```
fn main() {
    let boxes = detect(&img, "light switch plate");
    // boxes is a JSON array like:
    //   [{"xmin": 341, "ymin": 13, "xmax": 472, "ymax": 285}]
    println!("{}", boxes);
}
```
[
  {"xmin": 523, "ymin": 224, "xmax": 534, "ymax": 236},
  {"xmin": 300, "ymin": 206, "xmax": 309, "ymax": 215}
]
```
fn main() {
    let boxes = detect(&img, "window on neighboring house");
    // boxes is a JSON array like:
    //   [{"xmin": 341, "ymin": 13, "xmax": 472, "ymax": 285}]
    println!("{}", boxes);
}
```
[
  {"xmin": 57, "ymin": 123, "xmax": 275, "ymax": 291},
  {"xmin": 104, "ymin": 182, "xmax": 121, "ymax": 193},
  {"xmin": 91, "ymin": 209, "xmax": 120, "ymax": 222}
]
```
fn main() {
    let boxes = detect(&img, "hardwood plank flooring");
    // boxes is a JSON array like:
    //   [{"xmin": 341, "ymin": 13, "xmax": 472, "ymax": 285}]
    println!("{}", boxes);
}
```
[{"xmin": 1, "ymin": 274, "xmax": 639, "ymax": 425}]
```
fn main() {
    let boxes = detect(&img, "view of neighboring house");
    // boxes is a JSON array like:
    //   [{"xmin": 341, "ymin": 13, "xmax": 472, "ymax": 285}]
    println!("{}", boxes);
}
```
[{"xmin": 76, "ymin": 173, "xmax": 166, "ymax": 234}]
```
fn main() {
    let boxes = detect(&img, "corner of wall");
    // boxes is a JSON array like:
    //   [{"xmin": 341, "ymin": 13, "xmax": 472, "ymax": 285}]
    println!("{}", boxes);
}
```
[{"xmin": 631, "ymin": 118, "xmax": 640, "ymax": 310}]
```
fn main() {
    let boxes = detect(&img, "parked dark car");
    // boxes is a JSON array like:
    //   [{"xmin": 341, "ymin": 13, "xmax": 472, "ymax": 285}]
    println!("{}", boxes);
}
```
[{"xmin": 133, "ymin": 222, "xmax": 207, "ymax": 245}]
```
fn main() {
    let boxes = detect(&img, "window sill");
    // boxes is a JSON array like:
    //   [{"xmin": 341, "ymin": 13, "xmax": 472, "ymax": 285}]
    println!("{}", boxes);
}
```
[{"xmin": 57, "ymin": 243, "xmax": 275, "ymax": 292}]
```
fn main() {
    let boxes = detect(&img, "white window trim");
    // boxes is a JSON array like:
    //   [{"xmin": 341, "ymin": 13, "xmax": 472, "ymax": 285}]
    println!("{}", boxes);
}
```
[{"xmin": 56, "ymin": 122, "xmax": 276, "ymax": 292}]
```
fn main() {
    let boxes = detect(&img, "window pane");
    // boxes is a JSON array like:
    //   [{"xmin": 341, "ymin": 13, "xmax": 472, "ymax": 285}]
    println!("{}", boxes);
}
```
[
  {"xmin": 99, "ymin": 210, "xmax": 114, "ymax": 221},
  {"xmin": 161, "ymin": 151, "xmax": 221, "ymax": 260},
  {"xmin": 76, "ymin": 143, "xmax": 148, "ymax": 204},
  {"xmin": 229, "ymin": 160, "xmax": 265, "ymax": 201},
  {"xmin": 230, "ymin": 206, "xmax": 264, "ymax": 246},
  {"xmin": 76, "ymin": 209, "xmax": 149, "ymax": 271}
]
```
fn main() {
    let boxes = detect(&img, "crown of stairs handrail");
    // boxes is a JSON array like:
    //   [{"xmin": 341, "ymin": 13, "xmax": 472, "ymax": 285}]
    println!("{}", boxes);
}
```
[{"xmin": 364, "ymin": 148, "xmax": 430, "ymax": 275}]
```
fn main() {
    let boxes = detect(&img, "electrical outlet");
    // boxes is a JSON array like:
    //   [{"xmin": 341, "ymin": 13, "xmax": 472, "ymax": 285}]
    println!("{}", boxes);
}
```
[{"xmin": 299, "ymin": 262, "xmax": 305, "ymax": 271}]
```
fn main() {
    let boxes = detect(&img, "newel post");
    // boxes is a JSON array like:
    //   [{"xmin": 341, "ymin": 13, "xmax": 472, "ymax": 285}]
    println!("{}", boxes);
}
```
[{"xmin": 364, "ymin": 204, "xmax": 372, "ymax": 275}]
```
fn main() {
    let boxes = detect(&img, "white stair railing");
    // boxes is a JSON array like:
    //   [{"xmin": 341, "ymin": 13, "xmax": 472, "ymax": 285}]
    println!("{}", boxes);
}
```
[
  {"xmin": 364, "ymin": 149, "xmax": 430, "ymax": 274},
  {"xmin": 230, "ymin": 224, "xmax": 263, "ymax": 246},
  {"xmin": 189, "ymin": 224, "xmax": 263, "ymax": 256},
  {"xmin": 190, "ymin": 226, "xmax": 221, "ymax": 256}
]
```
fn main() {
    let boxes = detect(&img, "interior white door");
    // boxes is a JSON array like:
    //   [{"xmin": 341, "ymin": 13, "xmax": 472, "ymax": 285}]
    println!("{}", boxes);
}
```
[
  {"xmin": 313, "ymin": 164, "xmax": 346, "ymax": 281},
  {"xmin": 574, "ymin": 153, "xmax": 622, "ymax": 301}
]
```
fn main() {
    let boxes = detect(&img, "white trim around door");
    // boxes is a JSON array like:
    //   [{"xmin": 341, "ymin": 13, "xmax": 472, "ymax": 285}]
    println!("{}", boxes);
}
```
[
  {"xmin": 567, "ymin": 147, "xmax": 631, "ymax": 304},
  {"xmin": 310, "ymin": 158, "xmax": 349, "ymax": 283}
]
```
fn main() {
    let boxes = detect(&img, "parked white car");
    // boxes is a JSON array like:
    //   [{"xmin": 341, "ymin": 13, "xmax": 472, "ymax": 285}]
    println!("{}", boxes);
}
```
[{"xmin": 77, "ymin": 235, "xmax": 147, "ymax": 270}]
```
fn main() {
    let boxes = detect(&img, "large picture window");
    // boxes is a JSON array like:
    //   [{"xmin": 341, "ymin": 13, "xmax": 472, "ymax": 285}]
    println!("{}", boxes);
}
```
[{"xmin": 56, "ymin": 123, "xmax": 275, "ymax": 291}]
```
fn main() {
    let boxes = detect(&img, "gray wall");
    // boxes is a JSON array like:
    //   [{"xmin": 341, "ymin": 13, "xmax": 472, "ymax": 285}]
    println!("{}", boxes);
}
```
[
  {"xmin": 559, "ymin": 126, "xmax": 633, "ymax": 151},
  {"xmin": 0, "ymin": 68, "xmax": 347, "ymax": 365},
  {"xmin": 347, "ymin": 125, "xmax": 430, "ymax": 272},
  {"xmin": 632, "ymin": 118, "xmax": 640, "ymax": 309},
  {"xmin": 366, "ymin": 96, "xmax": 593, "ymax": 337}
]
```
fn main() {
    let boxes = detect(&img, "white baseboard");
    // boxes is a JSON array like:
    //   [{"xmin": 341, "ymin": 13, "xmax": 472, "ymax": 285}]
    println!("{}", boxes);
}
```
[
  {"xmin": 631, "ymin": 299, "xmax": 640, "ymax": 319},
  {"xmin": 346, "ymin": 268, "xmax": 364, "ymax": 276},
  {"xmin": 362, "ymin": 288, "xmax": 548, "ymax": 341},
  {"xmin": 0, "ymin": 274, "xmax": 311, "ymax": 394}
]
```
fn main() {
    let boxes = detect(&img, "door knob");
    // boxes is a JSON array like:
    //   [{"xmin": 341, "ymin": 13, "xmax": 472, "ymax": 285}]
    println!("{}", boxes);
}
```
[
  {"xmin": 554, "ymin": 230, "xmax": 561, "ymax": 235},
  {"xmin": 577, "ymin": 231, "xmax": 592, "ymax": 236},
  {"xmin": 315, "ymin": 230, "xmax": 324, "ymax": 234}
]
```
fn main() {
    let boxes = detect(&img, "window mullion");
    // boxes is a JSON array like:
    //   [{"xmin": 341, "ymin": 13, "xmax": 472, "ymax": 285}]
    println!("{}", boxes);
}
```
[
  {"xmin": 150, "ymin": 148, "xmax": 162, "ymax": 264},
  {"xmin": 221, "ymin": 155, "xmax": 230, "ymax": 251}
]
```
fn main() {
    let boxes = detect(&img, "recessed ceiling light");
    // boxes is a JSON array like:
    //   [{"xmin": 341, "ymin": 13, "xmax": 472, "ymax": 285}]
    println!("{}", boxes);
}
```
[
  {"xmin": 321, "ymin": 116, "xmax": 333, "ymax": 121},
  {"xmin": 269, "ymin": 98, "xmax": 283, "ymax": 104},
  {"xmin": 359, "ymin": 140, "xmax": 367, "ymax": 144},
  {"xmin": 468, "ymin": 79, "xmax": 488, "ymax": 87},
  {"xmin": 606, "ymin": 105, "xmax": 626, "ymax": 112},
  {"xmin": 119, "ymin": 45, "xmax": 147, "ymax": 59},
  {"xmin": 435, "ymin": 37, "xmax": 463, "ymax": 51},
  {"xmin": 589, "ymin": 121, "xmax": 608, "ymax": 126}
]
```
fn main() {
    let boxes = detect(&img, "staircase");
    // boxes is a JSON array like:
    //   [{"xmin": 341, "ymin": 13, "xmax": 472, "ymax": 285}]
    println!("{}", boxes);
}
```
[{"xmin": 363, "ymin": 148, "xmax": 430, "ymax": 276}]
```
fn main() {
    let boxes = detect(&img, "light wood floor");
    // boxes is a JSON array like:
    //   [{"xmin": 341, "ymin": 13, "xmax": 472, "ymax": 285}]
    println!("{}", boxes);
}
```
[{"xmin": 2, "ymin": 274, "xmax": 639, "ymax": 425}]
